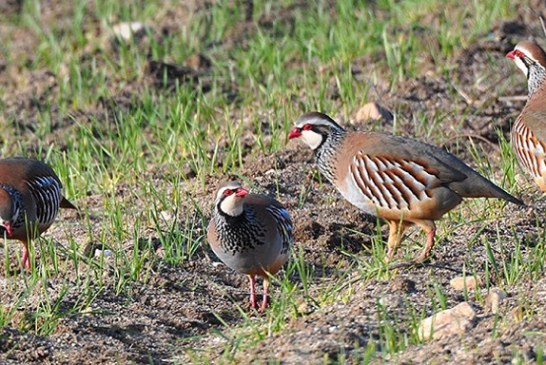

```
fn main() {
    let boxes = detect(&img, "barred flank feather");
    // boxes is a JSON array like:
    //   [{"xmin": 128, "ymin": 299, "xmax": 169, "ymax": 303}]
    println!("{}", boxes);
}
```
[{"xmin": 26, "ymin": 176, "xmax": 63, "ymax": 229}]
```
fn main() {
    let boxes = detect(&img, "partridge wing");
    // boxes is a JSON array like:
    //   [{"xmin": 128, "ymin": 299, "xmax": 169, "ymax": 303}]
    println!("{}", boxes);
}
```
[{"xmin": 349, "ymin": 152, "xmax": 444, "ymax": 210}]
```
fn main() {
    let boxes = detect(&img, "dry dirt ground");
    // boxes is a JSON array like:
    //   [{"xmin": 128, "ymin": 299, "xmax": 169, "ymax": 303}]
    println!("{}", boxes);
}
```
[{"xmin": 1, "ymin": 1, "xmax": 546, "ymax": 364}]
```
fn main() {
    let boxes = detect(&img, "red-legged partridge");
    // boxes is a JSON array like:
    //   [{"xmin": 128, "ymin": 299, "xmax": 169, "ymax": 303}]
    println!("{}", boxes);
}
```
[
  {"xmin": 207, "ymin": 181, "xmax": 293, "ymax": 312},
  {"xmin": 0, "ymin": 158, "xmax": 76, "ymax": 269},
  {"xmin": 289, "ymin": 112, "xmax": 522, "ymax": 261},
  {"xmin": 506, "ymin": 41, "xmax": 546, "ymax": 192}
]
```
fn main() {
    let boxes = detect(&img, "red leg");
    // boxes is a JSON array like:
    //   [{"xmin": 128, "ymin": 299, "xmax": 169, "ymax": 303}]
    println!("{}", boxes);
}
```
[
  {"xmin": 21, "ymin": 242, "xmax": 31, "ymax": 270},
  {"xmin": 249, "ymin": 275, "xmax": 257, "ymax": 309},
  {"xmin": 415, "ymin": 221, "xmax": 436, "ymax": 262},
  {"xmin": 259, "ymin": 277, "xmax": 270, "ymax": 312}
]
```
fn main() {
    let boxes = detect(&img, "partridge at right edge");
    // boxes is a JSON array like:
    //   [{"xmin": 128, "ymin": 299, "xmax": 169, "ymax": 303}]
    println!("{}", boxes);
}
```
[
  {"xmin": 289, "ymin": 112, "xmax": 523, "ymax": 262},
  {"xmin": 506, "ymin": 41, "xmax": 546, "ymax": 192}
]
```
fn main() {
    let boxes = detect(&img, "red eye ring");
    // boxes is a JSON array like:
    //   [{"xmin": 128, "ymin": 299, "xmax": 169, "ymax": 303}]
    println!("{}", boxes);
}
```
[
  {"xmin": 223, "ymin": 189, "xmax": 234, "ymax": 196},
  {"xmin": 302, "ymin": 124, "xmax": 313, "ymax": 131},
  {"xmin": 514, "ymin": 49, "xmax": 526, "ymax": 58}
]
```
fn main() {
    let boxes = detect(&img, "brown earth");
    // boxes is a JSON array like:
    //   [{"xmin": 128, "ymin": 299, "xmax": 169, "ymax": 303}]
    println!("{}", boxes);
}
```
[{"xmin": 1, "ymin": 1, "xmax": 546, "ymax": 364}]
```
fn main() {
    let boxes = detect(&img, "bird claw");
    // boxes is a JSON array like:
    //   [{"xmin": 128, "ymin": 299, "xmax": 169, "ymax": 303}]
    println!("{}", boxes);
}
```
[
  {"xmin": 248, "ymin": 297, "xmax": 269, "ymax": 313},
  {"xmin": 414, "ymin": 251, "xmax": 432, "ymax": 264}
]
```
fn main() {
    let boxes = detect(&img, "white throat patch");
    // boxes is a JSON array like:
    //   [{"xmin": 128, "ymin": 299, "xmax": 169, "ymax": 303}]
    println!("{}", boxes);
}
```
[
  {"xmin": 514, "ymin": 56, "xmax": 529, "ymax": 77},
  {"xmin": 219, "ymin": 195, "xmax": 245, "ymax": 216},
  {"xmin": 301, "ymin": 130, "xmax": 324, "ymax": 150}
]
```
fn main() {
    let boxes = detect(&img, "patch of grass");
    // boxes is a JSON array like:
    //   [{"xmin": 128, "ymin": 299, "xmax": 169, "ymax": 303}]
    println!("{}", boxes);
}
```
[{"xmin": 484, "ymin": 223, "xmax": 546, "ymax": 288}]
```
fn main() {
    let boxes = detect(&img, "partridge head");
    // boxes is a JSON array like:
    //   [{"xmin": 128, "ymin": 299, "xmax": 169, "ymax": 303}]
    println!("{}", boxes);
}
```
[
  {"xmin": 0, "ymin": 158, "xmax": 77, "ymax": 270},
  {"xmin": 289, "ymin": 112, "xmax": 522, "ymax": 262},
  {"xmin": 506, "ymin": 41, "xmax": 546, "ymax": 95},
  {"xmin": 506, "ymin": 41, "xmax": 546, "ymax": 191},
  {"xmin": 207, "ymin": 181, "xmax": 293, "ymax": 312}
]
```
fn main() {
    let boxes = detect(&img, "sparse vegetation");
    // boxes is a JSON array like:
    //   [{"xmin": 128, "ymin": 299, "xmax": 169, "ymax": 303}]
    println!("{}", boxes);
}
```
[{"xmin": 0, "ymin": 0, "xmax": 544, "ymax": 364}]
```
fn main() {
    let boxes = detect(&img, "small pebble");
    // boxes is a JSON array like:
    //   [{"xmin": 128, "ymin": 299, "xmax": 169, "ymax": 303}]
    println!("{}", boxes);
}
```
[
  {"xmin": 355, "ymin": 102, "xmax": 394, "ymax": 123},
  {"xmin": 449, "ymin": 276, "xmax": 481, "ymax": 291},
  {"xmin": 485, "ymin": 288, "xmax": 507, "ymax": 314}
]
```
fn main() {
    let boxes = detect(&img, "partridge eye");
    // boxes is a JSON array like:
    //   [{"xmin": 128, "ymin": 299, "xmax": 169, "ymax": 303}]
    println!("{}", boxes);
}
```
[
  {"xmin": 223, "ymin": 189, "xmax": 234, "ymax": 196},
  {"xmin": 515, "ymin": 50, "xmax": 526, "ymax": 59},
  {"xmin": 302, "ymin": 124, "xmax": 313, "ymax": 131}
]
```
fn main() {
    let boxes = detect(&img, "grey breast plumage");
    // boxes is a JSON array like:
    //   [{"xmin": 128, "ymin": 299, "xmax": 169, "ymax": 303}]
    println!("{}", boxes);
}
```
[{"xmin": 209, "ymin": 194, "xmax": 293, "ymax": 275}]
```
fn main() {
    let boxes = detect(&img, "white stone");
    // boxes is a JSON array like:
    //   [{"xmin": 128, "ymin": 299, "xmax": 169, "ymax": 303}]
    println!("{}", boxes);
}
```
[
  {"xmin": 160, "ymin": 210, "xmax": 173, "ymax": 222},
  {"xmin": 94, "ymin": 249, "xmax": 113, "ymax": 258},
  {"xmin": 111, "ymin": 22, "xmax": 147, "ymax": 41}
]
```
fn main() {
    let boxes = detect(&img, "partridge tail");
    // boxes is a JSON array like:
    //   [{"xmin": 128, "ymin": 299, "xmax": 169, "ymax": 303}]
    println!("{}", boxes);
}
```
[
  {"xmin": 491, "ymin": 187, "xmax": 524, "ymax": 206},
  {"xmin": 457, "ymin": 174, "xmax": 524, "ymax": 205},
  {"xmin": 60, "ymin": 197, "xmax": 78, "ymax": 210}
]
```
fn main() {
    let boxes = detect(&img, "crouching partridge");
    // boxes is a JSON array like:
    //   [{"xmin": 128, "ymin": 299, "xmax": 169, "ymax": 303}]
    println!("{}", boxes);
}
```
[
  {"xmin": 506, "ymin": 41, "xmax": 546, "ymax": 192},
  {"xmin": 207, "ymin": 181, "xmax": 293, "ymax": 311},
  {"xmin": 289, "ymin": 112, "xmax": 522, "ymax": 261},
  {"xmin": 0, "ymin": 158, "xmax": 77, "ymax": 269}
]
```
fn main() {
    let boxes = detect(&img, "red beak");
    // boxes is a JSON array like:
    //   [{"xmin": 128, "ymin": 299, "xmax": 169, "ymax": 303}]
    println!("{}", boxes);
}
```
[
  {"xmin": 288, "ymin": 128, "xmax": 302, "ymax": 139},
  {"xmin": 235, "ymin": 188, "xmax": 248, "ymax": 198},
  {"xmin": 506, "ymin": 50, "xmax": 516, "ymax": 59}
]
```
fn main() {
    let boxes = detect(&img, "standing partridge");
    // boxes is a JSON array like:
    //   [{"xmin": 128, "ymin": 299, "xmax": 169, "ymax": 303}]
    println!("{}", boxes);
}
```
[
  {"xmin": 207, "ymin": 181, "xmax": 293, "ymax": 312},
  {"xmin": 0, "ymin": 158, "xmax": 77, "ymax": 270},
  {"xmin": 506, "ymin": 41, "xmax": 546, "ymax": 192},
  {"xmin": 288, "ymin": 112, "xmax": 522, "ymax": 261}
]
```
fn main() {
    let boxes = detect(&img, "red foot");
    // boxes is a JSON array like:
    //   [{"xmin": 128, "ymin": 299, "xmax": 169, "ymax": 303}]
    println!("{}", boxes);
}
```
[{"xmin": 21, "ymin": 248, "xmax": 31, "ymax": 271}]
